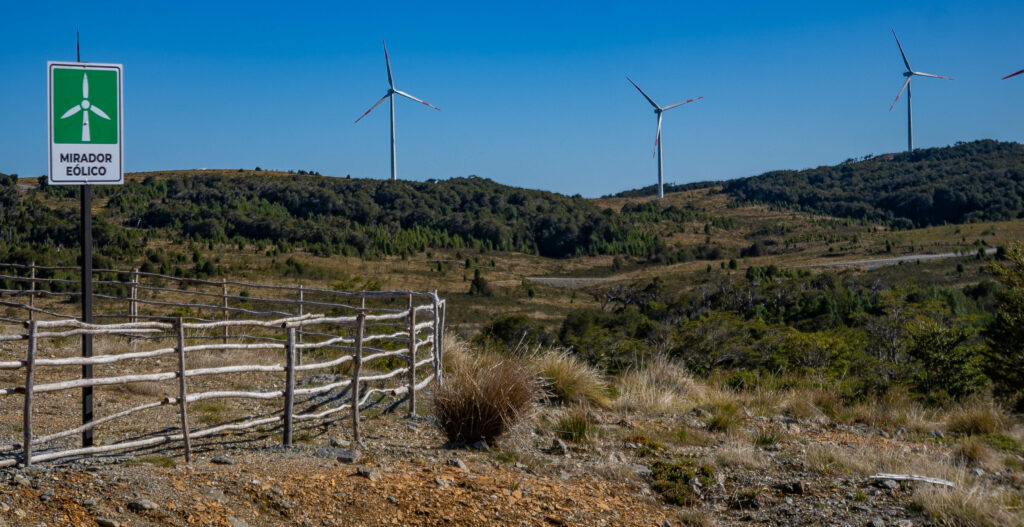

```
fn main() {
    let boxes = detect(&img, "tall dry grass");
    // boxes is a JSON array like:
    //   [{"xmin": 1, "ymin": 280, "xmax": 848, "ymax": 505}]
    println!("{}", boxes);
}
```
[
  {"xmin": 613, "ymin": 354, "xmax": 702, "ymax": 414},
  {"xmin": 535, "ymin": 351, "xmax": 610, "ymax": 408},
  {"xmin": 434, "ymin": 347, "xmax": 540, "ymax": 444}
]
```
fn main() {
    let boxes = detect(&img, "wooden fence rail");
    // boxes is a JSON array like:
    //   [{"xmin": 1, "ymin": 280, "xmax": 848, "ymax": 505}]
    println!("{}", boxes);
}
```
[{"xmin": 0, "ymin": 262, "xmax": 446, "ymax": 467}]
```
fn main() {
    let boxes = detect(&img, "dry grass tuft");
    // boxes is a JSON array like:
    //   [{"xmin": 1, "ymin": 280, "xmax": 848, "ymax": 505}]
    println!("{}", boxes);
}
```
[
  {"xmin": 912, "ymin": 484, "xmax": 1024, "ymax": 527},
  {"xmin": 954, "ymin": 436, "xmax": 998, "ymax": 469},
  {"xmin": 556, "ymin": 405, "xmax": 597, "ymax": 443},
  {"xmin": 705, "ymin": 399, "xmax": 744, "ymax": 436},
  {"xmin": 712, "ymin": 445, "xmax": 769, "ymax": 470},
  {"xmin": 946, "ymin": 400, "xmax": 1012, "ymax": 436},
  {"xmin": 434, "ymin": 349, "xmax": 539, "ymax": 444},
  {"xmin": 614, "ymin": 354, "xmax": 700, "ymax": 414},
  {"xmin": 536, "ymin": 351, "xmax": 610, "ymax": 408}
]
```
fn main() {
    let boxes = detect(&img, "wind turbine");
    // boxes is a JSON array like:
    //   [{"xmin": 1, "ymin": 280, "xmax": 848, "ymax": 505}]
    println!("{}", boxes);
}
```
[
  {"xmin": 60, "ymin": 72, "xmax": 110, "ymax": 142},
  {"xmin": 627, "ymin": 76, "xmax": 701, "ymax": 199},
  {"xmin": 889, "ymin": 30, "xmax": 953, "ymax": 152},
  {"xmin": 1003, "ymin": 69, "xmax": 1024, "ymax": 80},
  {"xmin": 355, "ymin": 40, "xmax": 440, "ymax": 181}
]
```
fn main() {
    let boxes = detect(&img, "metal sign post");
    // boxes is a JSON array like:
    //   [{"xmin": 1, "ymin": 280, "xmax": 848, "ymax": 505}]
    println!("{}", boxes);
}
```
[{"xmin": 47, "ymin": 32, "xmax": 124, "ymax": 447}]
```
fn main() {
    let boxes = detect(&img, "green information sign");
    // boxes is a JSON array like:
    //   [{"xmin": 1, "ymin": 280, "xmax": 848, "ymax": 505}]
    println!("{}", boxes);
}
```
[{"xmin": 48, "ymin": 62, "xmax": 123, "ymax": 185}]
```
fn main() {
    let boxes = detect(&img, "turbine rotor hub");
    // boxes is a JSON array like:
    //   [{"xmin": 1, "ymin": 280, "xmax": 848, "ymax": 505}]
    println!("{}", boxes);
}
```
[{"xmin": 81, "ymin": 100, "xmax": 91, "ymax": 109}]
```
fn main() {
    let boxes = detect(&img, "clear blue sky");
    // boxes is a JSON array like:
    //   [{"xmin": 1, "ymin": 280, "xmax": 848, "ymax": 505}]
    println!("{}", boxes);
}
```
[{"xmin": 2, "ymin": 1, "xmax": 1023, "ymax": 197}]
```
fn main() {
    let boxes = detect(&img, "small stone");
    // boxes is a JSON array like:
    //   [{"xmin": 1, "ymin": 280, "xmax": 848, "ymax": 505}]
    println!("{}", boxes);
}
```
[
  {"xmin": 971, "ymin": 467, "xmax": 985, "ymax": 477},
  {"xmin": 387, "ymin": 496, "xmax": 398, "ymax": 505},
  {"xmin": 330, "ymin": 437, "xmax": 350, "ymax": 448},
  {"xmin": 868, "ymin": 519, "xmax": 886, "ymax": 527},
  {"xmin": 13, "ymin": 475, "xmax": 29, "ymax": 486},
  {"xmin": 202, "ymin": 488, "xmax": 229, "ymax": 504},
  {"xmin": 895, "ymin": 521, "xmax": 913, "ymax": 527},
  {"xmin": 629, "ymin": 463, "xmax": 653, "ymax": 477},
  {"xmin": 449, "ymin": 458, "xmax": 469, "ymax": 472},
  {"xmin": 95, "ymin": 518, "xmax": 120, "ymax": 527},
  {"xmin": 785, "ymin": 497, "xmax": 794, "ymax": 505},
  {"xmin": 356, "ymin": 467, "xmax": 379, "ymax": 481},
  {"xmin": 548, "ymin": 438, "xmax": 569, "ymax": 456},
  {"xmin": 471, "ymin": 440, "xmax": 489, "ymax": 451},
  {"xmin": 39, "ymin": 489, "xmax": 54, "ymax": 502},
  {"xmin": 82, "ymin": 499, "xmax": 97, "ymax": 507},
  {"xmin": 929, "ymin": 429, "xmax": 944, "ymax": 439},
  {"xmin": 335, "ymin": 449, "xmax": 361, "ymax": 464},
  {"xmin": 127, "ymin": 498, "xmax": 159, "ymax": 512},
  {"xmin": 434, "ymin": 477, "xmax": 450, "ymax": 487},
  {"xmin": 878, "ymin": 479, "xmax": 899, "ymax": 490},
  {"xmin": 211, "ymin": 455, "xmax": 234, "ymax": 465},
  {"xmin": 228, "ymin": 517, "xmax": 249, "ymax": 527}
]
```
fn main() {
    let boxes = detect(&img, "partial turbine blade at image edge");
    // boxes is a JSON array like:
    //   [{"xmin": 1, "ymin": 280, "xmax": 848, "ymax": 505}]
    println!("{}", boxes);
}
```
[
  {"xmin": 355, "ymin": 94, "xmax": 391, "ymax": 123},
  {"xmin": 626, "ymin": 76, "xmax": 659, "ymax": 108},
  {"xmin": 60, "ymin": 105, "xmax": 82, "ymax": 119},
  {"xmin": 89, "ymin": 105, "xmax": 110, "ymax": 120},
  {"xmin": 889, "ymin": 77, "xmax": 911, "ymax": 112},
  {"xmin": 395, "ymin": 90, "xmax": 440, "ymax": 111},
  {"xmin": 892, "ymin": 29, "xmax": 913, "ymax": 72},
  {"xmin": 663, "ymin": 96, "xmax": 703, "ymax": 111},
  {"xmin": 1003, "ymin": 69, "xmax": 1024, "ymax": 80}
]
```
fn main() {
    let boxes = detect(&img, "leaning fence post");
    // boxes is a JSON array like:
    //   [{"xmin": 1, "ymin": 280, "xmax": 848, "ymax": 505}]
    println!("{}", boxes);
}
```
[
  {"xmin": 351, "ymin": 312, "xmax": 365, "ymax": 444},
  {"xmin": 175, "ymin": 318, "xmax": 193, "ymax": 463},
  {"xmin": 221, "ymin": 278, "xmax": 229, "ymax": 345},
  {"xmin": 296, "ymin": 285, "xmax": 303, "ymax": 366},
  {"xmin": 22, "ymin": 320, "xmax": 36, "ymax": 466},
  {"xmin": 284, "ymin": 326, "xmax": 296, "ymax": 447},
  {"xmin": 407, "ymin": 294, "xmax": 417, "ymax": 416},
  {"xmin": 28, "ymin": 262, "xmax": 35, "ymax": 322}
]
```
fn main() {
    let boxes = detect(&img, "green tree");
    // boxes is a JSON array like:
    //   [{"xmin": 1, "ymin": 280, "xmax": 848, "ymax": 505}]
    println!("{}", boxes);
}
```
[{"xmin": 983, "ymin": 242, "xmax": 1024, "ymax": 410}]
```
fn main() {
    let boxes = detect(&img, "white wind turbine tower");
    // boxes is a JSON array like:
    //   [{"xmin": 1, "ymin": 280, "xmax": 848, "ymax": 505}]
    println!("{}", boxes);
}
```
[
  {"xmin": 889, "ymin": 30, "xmax": 953, "ymax": 152},
  {"xmin": 60, "ymin": 73, "xmax": 110, "ymax": 142},
  {"xmin": 355, "ymin": 40, "xmax": 440, "ymax": 181},
  {"xmin": 627, "ymin": 76, "xmax": 702, "ymax": 199}
]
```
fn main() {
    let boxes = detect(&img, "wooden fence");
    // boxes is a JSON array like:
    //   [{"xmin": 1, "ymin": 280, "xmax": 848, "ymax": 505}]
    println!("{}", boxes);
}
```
[{"xmin": 0, "ymin": 262, "xmax": 446, "ymax": 467}]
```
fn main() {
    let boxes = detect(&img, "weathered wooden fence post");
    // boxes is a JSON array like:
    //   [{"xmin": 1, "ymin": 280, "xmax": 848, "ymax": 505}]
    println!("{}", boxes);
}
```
[
  {"xmin": 284, "ymin": 326, "xmax": 296, "ymax": 447},
  {"xmin": 432, "ymin": 293, "xmax": 441, "ymax": 386},
  {"xmin": 407, "ymin": 294, "xmax": 417, "ymax": 416},
  {"xmin": 351, "ymin": 312, "xmax": 365, "ymax": 443},
  {"xmin": 130, "ymin": 268, "xmax": 139, "ymax": 324},
  {"xmin": 296, "ymin": 284, "xmax": 304, "ymax": 365},
  {"xmin": 175, "ymin": 318, "xmax": 193, "ymax": 463},
  {"xmin": 221, "ymin": 278, "xmax": 229, "ymax": 344},
  {"xmin": 22, "ymin": 320, "xmax": 36, "ymax": 466},
  {"xmin": 28, "ymin": 262, "xmax": 35, "ymax": 322}
]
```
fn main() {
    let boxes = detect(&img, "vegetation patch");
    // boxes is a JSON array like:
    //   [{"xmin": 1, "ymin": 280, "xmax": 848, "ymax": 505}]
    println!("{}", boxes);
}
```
[
  {"xmin": 556, "ymin": 406, "xmax": 596, "ymax": 443},
  {"xmin": 648, "ymin": 459, "xmax": 716, "ymax": 506}
]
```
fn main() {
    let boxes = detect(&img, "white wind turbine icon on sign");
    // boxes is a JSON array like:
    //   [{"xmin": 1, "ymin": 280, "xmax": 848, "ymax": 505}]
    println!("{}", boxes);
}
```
[{"xmin": 60, "ymin": 73, "xmax": 110, "ymax": 142}]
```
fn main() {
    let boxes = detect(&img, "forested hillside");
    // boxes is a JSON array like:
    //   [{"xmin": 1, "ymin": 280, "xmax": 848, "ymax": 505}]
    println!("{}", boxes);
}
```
[
  {"xmin": 615, "ymin": 140, "xmax": 1024, "ymax": 228},
  {"xmin": 2, "ymin": 172, "xmax": 722, "ymax": 265}
]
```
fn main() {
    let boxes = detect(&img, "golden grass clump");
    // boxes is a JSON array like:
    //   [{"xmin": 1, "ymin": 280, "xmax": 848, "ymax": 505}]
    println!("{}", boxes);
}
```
[
  {"xmin": 434, "ymin": 349, "xmax": 540, "ymax": 444},
  {"xmin": 946, "ymin": 400, "xmax": 1012, "ymax": 436},
  {"xmin": 912, "ymin": 485, "xmax": 1024, "ymax": 527},
  {"xmin": 613, "ymin": 354, "xmax": 701, "ymax": 414},
  {"xmin": 536, "ymin": 351, "xmax": 610, "ymax": 408}
]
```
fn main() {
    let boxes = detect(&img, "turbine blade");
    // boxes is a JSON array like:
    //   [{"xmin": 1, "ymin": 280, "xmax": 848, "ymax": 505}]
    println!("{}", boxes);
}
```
[
  {"xmin": 913, "ymin": 72, "xmax": 953, "ymax": 80},
  {"xmin": 1002, "ymin": 69, "xmax": 1024, "ymax": 80},
  {"xmin": 60, "ymin": 105, "xmax": 82, "ymax": 119},
  {"xmin": 394, "ymin": 90, "xmax": 440, "ymax": 111},
  {"xmin": 83, "ymin": 72, "xmax": 89, "ymax": 99},
  {"xmin": 383, "ymin": 40, "xmax": 394, "ymax": 89},
  {"xmin": 663, "ymin": 96, "xmax": 703, "ymax": 110},
  {"xmin": 354, "ymin": 94, "xmax": 391, "ymax": 123},
  {"xmin": 892, "ymin": 29, "xmax": 913, "ymax": 72},
  {"xmin": 626, "ymin": 76, "xmax": 659, "ymax": 109},
  {"xmin": 653, "ymin": 113, "xmax": 662, "ymax": 158},
  {"xmin": 889, "ymin": 77, "xmax": 911, "ymax": 112},
  {"xmin": 89, "ymin": 105, "xmax": 110, "ymax": 120}
]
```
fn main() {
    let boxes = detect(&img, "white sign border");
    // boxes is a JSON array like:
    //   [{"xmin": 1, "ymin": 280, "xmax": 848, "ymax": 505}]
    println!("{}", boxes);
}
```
[{"xmin": 47, "ymin": 61, "xmax": 124, "ymax": 185}]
